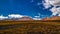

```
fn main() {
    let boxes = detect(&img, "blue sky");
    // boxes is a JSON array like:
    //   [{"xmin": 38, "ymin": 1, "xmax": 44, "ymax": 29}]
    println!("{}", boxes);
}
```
[{"xmin": 0, "ymin": 0, "xmax": 52, "ymax": 18}]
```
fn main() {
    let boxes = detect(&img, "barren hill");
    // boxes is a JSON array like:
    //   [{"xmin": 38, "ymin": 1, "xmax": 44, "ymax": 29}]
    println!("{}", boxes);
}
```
[{"xmin": 42, "ymin": 16, "xmax": 60, "ymax": 20}]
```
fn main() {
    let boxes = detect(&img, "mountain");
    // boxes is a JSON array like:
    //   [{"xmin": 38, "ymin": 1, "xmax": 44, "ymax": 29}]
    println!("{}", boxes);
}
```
[
  {"xmin": 18, "ymin": 16, "xmax": 34, "ymax": 21},
  {"xmin": 42, "ymin": 16, "xmax": 60, "ymax": 20}
]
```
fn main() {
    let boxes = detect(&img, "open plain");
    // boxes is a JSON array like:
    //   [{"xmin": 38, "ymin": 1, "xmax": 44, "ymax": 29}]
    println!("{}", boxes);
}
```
[{"xmin": 0, "ymin": 20, "xmax": 60, "ymax": 34}]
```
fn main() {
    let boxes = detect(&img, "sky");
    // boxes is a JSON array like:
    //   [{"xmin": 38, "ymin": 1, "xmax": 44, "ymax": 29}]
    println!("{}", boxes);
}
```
[
  {"xmin": 0, "ymin": 0, "xmax": 52, "ymax": 18},
  {"xmin": 0, "ymin": 0, "xmax": 60, "ymax": 20}
]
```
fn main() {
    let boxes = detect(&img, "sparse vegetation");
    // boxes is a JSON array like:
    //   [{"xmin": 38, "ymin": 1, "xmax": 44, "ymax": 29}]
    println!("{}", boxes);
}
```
[{"xmin": 0, "ymin": 20, "xmax": 60, "ymax": 34}]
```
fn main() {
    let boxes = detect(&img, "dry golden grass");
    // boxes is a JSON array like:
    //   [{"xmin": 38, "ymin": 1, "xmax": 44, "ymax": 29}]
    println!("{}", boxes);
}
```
[{"xmin": 0, "ymin": 20, "xmax": 60, "ymax": 34}]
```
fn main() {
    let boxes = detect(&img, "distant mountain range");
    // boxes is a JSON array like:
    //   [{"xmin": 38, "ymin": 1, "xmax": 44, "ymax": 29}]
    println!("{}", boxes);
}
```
[
  {"xmin": 42, "ymin": 16, "xmax": 60, "ymax": 20},
  {"xmin": 3, "ymin": 16, "xmax": 33, "ymax": 21},
  {"xmin": 0, "ymin": 15, "xmax": 60, "ymax": 21}
]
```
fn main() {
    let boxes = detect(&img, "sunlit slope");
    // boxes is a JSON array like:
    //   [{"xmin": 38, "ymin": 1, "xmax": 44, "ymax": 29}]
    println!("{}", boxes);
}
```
[
  {"xmin": 0, "ymin": 20, "xmax": 60, "ymax": 34},
  {"xmin": 42, "ymin": 16, "xmax": 60, "ymax": 20}
]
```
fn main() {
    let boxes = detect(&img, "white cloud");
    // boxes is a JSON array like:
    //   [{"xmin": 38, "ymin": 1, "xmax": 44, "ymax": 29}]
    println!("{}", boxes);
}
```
[
  {"xmin": 33, "ymin": 18, "xmax": 42, "ymax": 20},
  {"xmin": 34, "ymin": 16, "xmax": 40, "ymax": 18},
  {"xmin": 42, "ymin": 0, "xmax": 51, "ymax": 9},
  {"xmin": 0, "ymin": 14, "xmax": 34, "ymax": 20},
  {"xmin": 33, "ymin": 15, "xmax": 42, "ymax": 20},
  {"xmin": 0, "ymin": 15, "xmax": 8, "ymax": 20},
  {"xmin": 50, "ymin": 7, "xmax": 57, "ymax": 16},
  {"xmin": 33, "ymin": 16, "xmax": 42, "ymax": 20},
  {"xmin": 44, "ymin": 0, "xmax": 60, "ymax": 7},
  {"xmin": 58, "ymin": 14, "xmax": 60, "ymax": 16},
  {"xmin": 8, "ymin": 14, "xmax": 24, "ymax": 19},
  {"xmin": 43, "ymin": 0, "xmax": 60, "ymax": 16},
  {"xmin": 0, "ymin": 14, "xmax": 42, "ymax": 20},
  {"xmin": 43, "ymin": 2, "xmax": 51, "ymax": 9},
  {"xmin": 50, "ymin": 7, "xmax": 60, "ymax": 16},
  {"xmin": 44, "ymin": 0, "xmax": 60, "ymax": 6},
  {"xmin": 49, "ymin": 0, "xmax": 60, "ymax": 6},
  {"xmin": 32, "ymin": 13, "xmax": 44, "ymax": 20}
]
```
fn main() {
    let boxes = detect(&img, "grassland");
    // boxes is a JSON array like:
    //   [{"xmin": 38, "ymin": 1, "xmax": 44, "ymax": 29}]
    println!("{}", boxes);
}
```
[{"xmin": 0, "ymin": 20, "xmax": 60, "ymax": 34}]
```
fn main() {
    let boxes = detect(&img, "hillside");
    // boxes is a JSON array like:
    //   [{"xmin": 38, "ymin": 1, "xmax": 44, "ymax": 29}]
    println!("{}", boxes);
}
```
[{"xmin": 42, "ymin": 16, "xmax": 60, "ymax": 20}]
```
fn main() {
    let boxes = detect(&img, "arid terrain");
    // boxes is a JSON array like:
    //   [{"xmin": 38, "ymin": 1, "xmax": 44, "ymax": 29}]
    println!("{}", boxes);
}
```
[{"xmin": 0, "ymin": 16, "xmax": 60, "ymax": 34}]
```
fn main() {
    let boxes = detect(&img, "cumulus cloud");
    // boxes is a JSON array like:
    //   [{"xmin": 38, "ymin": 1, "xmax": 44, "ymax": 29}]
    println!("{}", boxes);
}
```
[
  {"xmin": 33, "ymin": 16, "xmax": 42, "ymax": 20},
  {"xmin": 43, "ymin": 0, "xmax": 60, "ymax": 16},
  {"xmin": 33, "ymin": 18, "xmax": 42, "ymax": 20},
  {"xmin": 49, "ymin": 0, "xmax": 60, "ymax": 6},
  {"xmin": 44, "ymin": 0, "xmax": 60, "ymax": 6},
  {"xmin": 0, "ymin": 14, "xmax": 25, "ymax": 20},
  {"xmin": 58, "ymin": 14, "xmax": 60, "ymax": 16},
  {"xmin": 33, "ymin": 13, "xmax": 42, "ymax": 20},
  {"xmin": 8, "ymin": 14, "xmax": 42, "ymax": 20},
  {"xmin": 0, "ymin": 14, "xmax": 33, "ymax": 20},
  {"xmin": 43, "ymin": 1, "xmax": 51, "ymax": 9},
  {"xmin": 8, "ymin": 14, "xmax": 24, "ymax": 19},
  {"xmin": 0, "ymin": 15, "xmax": 8, "ymax": 20},
  {"xmin": 0, "ymin": 14, "xmax": 42, "ymax": 20},
  {"xmin": 50, "ymin": 7, "xmax": 60, "ymax": 16}
]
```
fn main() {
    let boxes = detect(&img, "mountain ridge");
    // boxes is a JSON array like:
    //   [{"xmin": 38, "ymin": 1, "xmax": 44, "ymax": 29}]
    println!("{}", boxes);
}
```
[{"xmin": 42, "ymin": 16, "xmax": 60, "ymax": 20}]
